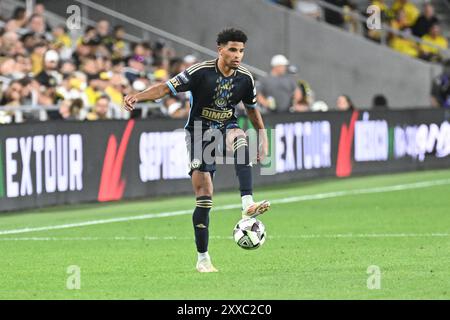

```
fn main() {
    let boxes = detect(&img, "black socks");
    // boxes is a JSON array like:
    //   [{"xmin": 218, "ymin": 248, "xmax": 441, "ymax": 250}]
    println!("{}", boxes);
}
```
[{"xmin": 193, "ymin": 196, "xmax": 212, "ymax": 253}]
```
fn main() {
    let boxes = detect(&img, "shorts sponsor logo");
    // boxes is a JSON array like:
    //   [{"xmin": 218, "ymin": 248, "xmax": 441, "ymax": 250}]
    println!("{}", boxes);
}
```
[{"xmin": 190, "ymin": 158, "xmax": 201, "ymax": 170}]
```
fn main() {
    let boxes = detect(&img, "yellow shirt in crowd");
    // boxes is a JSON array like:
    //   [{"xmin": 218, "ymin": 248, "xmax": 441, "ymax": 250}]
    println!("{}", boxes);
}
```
[
  {"xmin": 105, "ymin": 86, "xmax": 123, "ymax": 106},
  {"xmin": 390, "ymin": 37, "xmax": 419, "ymax": 57},
  {"xmin": 420, "ymin": 35, "xmax": 448, "ymax": 55},
  {"xmin": 53, "ymin": 34, "xmax": 72, "ymax": 49},
  {"xmin": 371, "ymin": 1, "xmax": 389, "ymax": 13},
  {"xmin": 85, "ymin": 86, "xmax": 102, "ymax": 107},
  {"xmin": 391, "ymin": 1, "xmax": 420, "ymax": 27},
  {"xmin": 389, "ymin": 20, "xmax": 418, "ymax": 58}
]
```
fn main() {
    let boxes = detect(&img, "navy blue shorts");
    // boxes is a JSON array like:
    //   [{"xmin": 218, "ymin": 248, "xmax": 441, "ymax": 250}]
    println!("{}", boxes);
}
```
[{"xmin": 185, "ymin": 122, "xmax": 241, "ymax": 176}]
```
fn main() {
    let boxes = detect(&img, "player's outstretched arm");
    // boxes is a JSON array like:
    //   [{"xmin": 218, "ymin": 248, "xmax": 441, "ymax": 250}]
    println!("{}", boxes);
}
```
[{"xmin": 123, "ymin": 82, "xmax": 171, "ymax": 111}]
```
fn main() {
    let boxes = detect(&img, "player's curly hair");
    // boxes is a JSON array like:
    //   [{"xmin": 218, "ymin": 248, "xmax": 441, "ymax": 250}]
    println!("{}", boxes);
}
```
[{"xmin": 216, "ymin": 28, "xmax": 248, "ymax": 46}]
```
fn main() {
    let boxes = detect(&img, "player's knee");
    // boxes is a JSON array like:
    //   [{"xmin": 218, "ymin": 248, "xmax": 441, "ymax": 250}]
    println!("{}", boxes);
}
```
[
  {"xmin": 192, "ymin": 171, "xmax": 214, "ymax": 197},
  {"xmin": 196, "ymin": 191, "xmax": 213, "ymax": 198},
  {"xmin": 194, "ymin": 187, "xmax": 213, "ymax": 198},
  {"xmin": 193, "ymin": 179, "xmax": 213, "ymax": 196}
]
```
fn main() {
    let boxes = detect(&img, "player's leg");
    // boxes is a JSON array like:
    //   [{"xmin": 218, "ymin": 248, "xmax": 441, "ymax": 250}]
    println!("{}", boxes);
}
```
[
  {"xmin": 225, "ymin": 127, "xmax": 270, "ymax": 219},
  {"xmin": 186, "ymin": 128, "xmax": 219, "ymax": 272},
  {"xmin": 191, "ymin": 170, "xmax": 218, "ymax": 272}
]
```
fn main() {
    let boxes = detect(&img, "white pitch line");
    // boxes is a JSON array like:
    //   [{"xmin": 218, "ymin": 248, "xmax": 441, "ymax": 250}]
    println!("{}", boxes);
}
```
[
  {"xmin": 0, "ymin": 233, "xmax": 448, "ymax": 241},
  {"xmin": 0, "ymin": 209, "xmax": 196, "ymax": 236},
  {"xmin": 0, "ymin": 178, "xmax": 450, "ymax": 236},
  {"xmin": 271, "ymin": 179, "xmax": 450, "ymax": 204}
]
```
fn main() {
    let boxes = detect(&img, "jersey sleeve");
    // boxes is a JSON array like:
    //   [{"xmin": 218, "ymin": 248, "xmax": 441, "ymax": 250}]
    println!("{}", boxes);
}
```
[
  {"xmin": 242, "ymin": 74, "xmax": 257, "ymax": 109},
  {"xmin": 166, "ymin": 64, "xmax": 201, "ymax": 95},
  {"xmin": 166, "ymin": 69, "xmax": 193, "ymax": 94}
]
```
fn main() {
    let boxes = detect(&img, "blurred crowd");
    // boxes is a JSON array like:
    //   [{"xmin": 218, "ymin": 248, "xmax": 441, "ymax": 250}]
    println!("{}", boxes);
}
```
[
  {"xmin": 0, "ymin": 3, "xmax": 193, "ymax": 124},
  {"xmin": 1, "ymin": 2, "xmax": 448, "ymax": 125},
  {"xmin": 270, "ymin": 0, "xmax": 448, "ymax": 63},
  {"xmin": 256, "ymin": 53, "xmax": 390, "ymax": 114}
]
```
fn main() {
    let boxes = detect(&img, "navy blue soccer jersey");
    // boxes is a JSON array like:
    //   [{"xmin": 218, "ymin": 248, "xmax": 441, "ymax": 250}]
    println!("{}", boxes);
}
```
[{"xmin": 166, "ymin": 59, "xmax": 257, "ymax": 131}]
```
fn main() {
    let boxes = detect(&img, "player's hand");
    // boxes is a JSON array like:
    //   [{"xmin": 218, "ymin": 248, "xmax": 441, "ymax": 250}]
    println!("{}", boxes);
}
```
[{"xmin": 123, "ymin": 94, "xmax": 138, "ymax": 111}]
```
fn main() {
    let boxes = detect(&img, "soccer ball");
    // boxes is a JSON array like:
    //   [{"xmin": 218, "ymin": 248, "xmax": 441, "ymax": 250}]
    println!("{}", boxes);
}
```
[{"xmin": 233, "ymin": 218, "xmax": 266, "ymax": 250}]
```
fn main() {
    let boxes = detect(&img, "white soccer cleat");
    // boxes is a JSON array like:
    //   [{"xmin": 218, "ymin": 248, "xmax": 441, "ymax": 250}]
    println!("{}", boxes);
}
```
[
  {"xmin": 196, "ymin": 258, "xmax": 219, "ymax": 273},
  {"xmin": 242, "ymin": 200, "xmax": 271, "ymax": 219}
]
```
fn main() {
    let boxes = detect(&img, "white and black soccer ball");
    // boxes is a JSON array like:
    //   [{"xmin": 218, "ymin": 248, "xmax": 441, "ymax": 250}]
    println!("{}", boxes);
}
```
[{"xmin": 233, "ymin": 218, "xmax": 266, "ymax": 250}]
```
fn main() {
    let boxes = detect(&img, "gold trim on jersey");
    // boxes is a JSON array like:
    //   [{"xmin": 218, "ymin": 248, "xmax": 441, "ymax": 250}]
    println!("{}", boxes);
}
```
[
  {"xmin": 186, "ymin": 63, "xmax": 215, "ymax": 75},
  {"xmin": 237, "ymin": 66, "xmax": 255, "ymax": 87},
  {"xmin": 187, "ymin": 60, "xmax": 216, "ymax": 75},
  {"xmin": 186, "ymin": 59, "xmax": 215, "ymax": 71}
]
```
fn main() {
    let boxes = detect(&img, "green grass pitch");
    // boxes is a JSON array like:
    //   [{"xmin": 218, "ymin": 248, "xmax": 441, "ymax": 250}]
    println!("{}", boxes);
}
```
[{"xmin": 1, "ymin": 169, "xmax": 450, "ymax": 299}]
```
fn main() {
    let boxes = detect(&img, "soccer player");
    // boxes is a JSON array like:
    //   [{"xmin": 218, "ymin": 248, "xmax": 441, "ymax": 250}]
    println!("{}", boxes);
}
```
[{"xmin": 124, "ymin": 28, "xmax": 270, "ymax": 273}]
